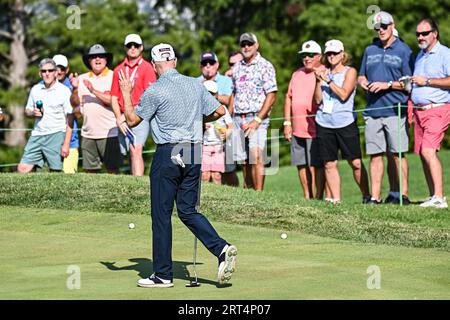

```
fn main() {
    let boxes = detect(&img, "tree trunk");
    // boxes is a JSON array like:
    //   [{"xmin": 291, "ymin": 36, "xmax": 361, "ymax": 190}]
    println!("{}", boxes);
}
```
[
  {"xmin": 4, "ymin": 0, "xmax": 29, "ymax": 146},
  {"xmin": 4, "ymin": 104, "xmax": 27, "ymax": 146}
]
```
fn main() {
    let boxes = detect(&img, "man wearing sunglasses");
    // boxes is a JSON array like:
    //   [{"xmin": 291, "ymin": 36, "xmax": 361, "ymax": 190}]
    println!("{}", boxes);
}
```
[
  {"xmin": 111, "ymin": 34, "xmax": 157, "ymax": 176},
  {"xmin": 229, "ymin": 32, "xmax": 278, "ymax": 191},
  {"xmin": 410, "ymin": 18, "xmax": 450, "ymax": 208},
  {"xmin": 283, "ymin": 40, "xmax": 325, "ymax": 200},
  {"xmin": 70, "ymin": 44, "xmax": 123, "ymax": 174},
  {"xmin": 358, "ymin": 11, "xmax": 414, "ymax": 205},
  {"xmin": 18, "ymin": 58, "xmax": 73, "ymax": 173}
]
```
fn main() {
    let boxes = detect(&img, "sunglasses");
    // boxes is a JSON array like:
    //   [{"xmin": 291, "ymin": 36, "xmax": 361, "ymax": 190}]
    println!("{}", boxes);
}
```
[
  {"xmin": 416, "ymin": 29, "xmax": 435, "ymax": 37},
  {"xmin": 326, "ymin": 51, "xmax": 341, "ymax": 56},
  {"xmin": 126, "ymin": 42, "xmax": 142, "ymax": 49},
  {"xmin": 240, "ymin": 41, "xmax": 255, "ymax": 48},
  {"xmin": 300, "ymin": 52, "xmax": 318, "ymax": 59},
  {"xmin": 89, "ymin": 54, "xmax": 107, "ymax": 60},
  {"xmin": 374, "ymin": 23, "xmax": 391, "ymax": 31},
  {"xmin": 56, "ymin": 65, "xmax": 67, "ymax": 72},
  {"xmin": 40, "ymin": 69, "xmax": 56, "ymax": 73},
  {"xmin": 201, "ymin": 60, "xmax": 216, "ymax": 67}
]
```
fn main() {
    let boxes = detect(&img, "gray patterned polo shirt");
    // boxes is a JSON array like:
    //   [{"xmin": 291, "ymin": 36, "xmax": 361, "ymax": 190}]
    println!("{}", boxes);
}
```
[{"xmin": 135, "ymin": 69, "xmax": 220, "ymax": 144}]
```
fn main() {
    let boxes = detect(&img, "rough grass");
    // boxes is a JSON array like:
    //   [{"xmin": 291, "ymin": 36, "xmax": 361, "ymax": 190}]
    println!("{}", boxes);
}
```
[{"xmin": 1, "ymin": 151, "xmax": 449, "ymax": 251}]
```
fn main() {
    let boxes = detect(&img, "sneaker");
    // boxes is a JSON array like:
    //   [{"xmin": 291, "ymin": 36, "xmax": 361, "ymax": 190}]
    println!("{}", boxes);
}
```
[
  {"xmin": 362, "ymin": 195, "xmax": 372, "ymax": 204},
  {"xmin": 392, "ymin": 195, "xmax": 411, "ymax": 205},
  {"xmin": 218, "ymin": 244, "xmax": 237, "ymax": 284},
  {"xmin": 419, "ymin": 196, "xmax": 448, "ymax": 209},
  {"xmin": 137, "ymin": 273, "xmax": 173, "ymax": 288},
  {"xmin": 384, "ymin": 194, "xmax": 398, "ymax": 204}
]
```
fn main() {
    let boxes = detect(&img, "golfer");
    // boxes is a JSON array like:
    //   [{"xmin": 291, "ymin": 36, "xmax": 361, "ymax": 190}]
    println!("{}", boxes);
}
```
[{"xmin": 119, "ymin": 43, "xmax": 237, "ymax": 288}]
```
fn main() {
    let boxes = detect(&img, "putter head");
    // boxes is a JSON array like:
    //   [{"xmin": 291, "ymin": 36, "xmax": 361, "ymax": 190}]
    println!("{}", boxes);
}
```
[{"xmin": 185, "ymin": 281, "xmax": 201, "ymax": 287}]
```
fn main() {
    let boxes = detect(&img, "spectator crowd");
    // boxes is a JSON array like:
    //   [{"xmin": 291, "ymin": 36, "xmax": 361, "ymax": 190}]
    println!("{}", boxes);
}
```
[{"xmin": 12, "ymin": 12, "xmax": 450, "ymax": 209}]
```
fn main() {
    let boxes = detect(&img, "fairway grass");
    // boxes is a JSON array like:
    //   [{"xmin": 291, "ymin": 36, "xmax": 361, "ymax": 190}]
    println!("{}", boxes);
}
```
[{"xmin": 1, "ymin": 206, "xmax": 449, "ymax": 300}]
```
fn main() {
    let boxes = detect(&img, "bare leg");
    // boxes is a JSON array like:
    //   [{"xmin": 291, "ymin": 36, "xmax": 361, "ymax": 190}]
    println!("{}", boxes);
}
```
[
  {"xmin": 348, "ymin": 158, "xmax": 370, "ymax": 197},
  {"xmin": 421, "ymin": 148, "xmax": 443, "ymax": 198},
  {"xmin": 386, "ymin": 150, "xmax": 399, "ymax": 194},
  {"xmin": 420, "ymin": 154, "xmax": 435, "ymax": 197},
  {"xmin": 324, "ymin": 160, "xmax": 340, "ymax": 201},
  {"xmin": 369, "ymin": 154, "xmax": 384, "ymax": 201},
  {"xmin": 130, "ymin": 144, "xmax": 145, "ymax": 176},
  {"xmin": 17, "ymin": 163, "xmax": 35, "ymax": 173},
  {"xmin": 393, "ymin": 153, "xmax": 409, "ymax": 197},
  {"xmin": 202, "ymin": 171, "xmax": 211, "ymax": 183},
  {"xmin": 297, "ymin": 165, "xmax": 311, "ymax": 199},
  {"xmin": 211, "ymin": 172, "xmax": 222, "ymax": 185}
]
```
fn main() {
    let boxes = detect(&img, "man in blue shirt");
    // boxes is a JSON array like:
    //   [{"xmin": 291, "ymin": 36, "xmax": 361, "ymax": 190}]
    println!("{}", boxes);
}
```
[
  {"xmin": 410, "ymin": 18, "xmax": 450, "ymax": 209},
  {"xmin": 119, "ymin": 43, "xmax": 237, "ymax": 288},
  {"xmin": 358, "ymin": 11, "xmax": 414, "ymax": 205},
  {"xmin": 197, "ymin": 51, "xmax": 239, "ymax": 187}
]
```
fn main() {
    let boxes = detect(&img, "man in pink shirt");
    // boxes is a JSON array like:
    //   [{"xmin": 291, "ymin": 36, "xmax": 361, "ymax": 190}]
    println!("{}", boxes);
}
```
[
  {"xmin": 283, "ymin": 40, "xmax": 325, "ymax": 199},
  {"xmin": 70, "ymin": 44, "xmax": 122, "ymax": 174},
  {"xmin": 111, "ymin": 34, "xmax": 157, "ymax": 176}
]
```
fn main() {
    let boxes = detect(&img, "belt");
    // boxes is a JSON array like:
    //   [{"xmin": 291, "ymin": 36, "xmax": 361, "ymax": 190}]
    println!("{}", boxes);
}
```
[
  {"xmin": 418, "ymin": 103, "xmax": 445, "ymax": 110},
  {"xmin": 234, "ymin": 112, "xmax": 257, "ymax": 116}
]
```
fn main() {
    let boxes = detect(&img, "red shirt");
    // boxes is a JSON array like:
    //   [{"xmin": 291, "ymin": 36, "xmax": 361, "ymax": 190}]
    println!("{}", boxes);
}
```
[{"xmin": 110, "ymin": 56, "xmax": 157, "ymax": 112}]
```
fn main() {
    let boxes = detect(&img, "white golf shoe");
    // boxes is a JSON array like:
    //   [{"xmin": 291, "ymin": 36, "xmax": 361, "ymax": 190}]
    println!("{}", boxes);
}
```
[
  {"xmin": 137, "ymin": 273, "xmax": 173, "ymax": 288},
  {"xmin": 420, "ymin": 195, "xmax": 448, "ymax": 209},
  {"xmin": 217, "ymin": 244, "xmax": 237, "ymax": 284}
]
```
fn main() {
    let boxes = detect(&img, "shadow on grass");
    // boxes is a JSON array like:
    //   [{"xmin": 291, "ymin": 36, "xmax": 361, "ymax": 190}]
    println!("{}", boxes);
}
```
[{"xmin": 100, "ymin": 258, "xmax": 231, "ymax": 288}]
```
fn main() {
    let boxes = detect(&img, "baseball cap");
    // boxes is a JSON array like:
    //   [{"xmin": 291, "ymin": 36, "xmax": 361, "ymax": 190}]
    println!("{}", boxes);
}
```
[
  {"xmin": 52, "ymin": 54, "xmax": 68, "ymax": 68},
  {"xmin": 151, "ymin": 43, "xmax": 176, "ymax": 62},
  {"xmin": 200, "ymin": 52, "xmax": 218, "ymax": 63},
  {"xmin": 373, "ymin": 11, "xmax": 394, "ymax": 26},
  {"xmin": 324, "ymin": 39, "xmax": 344, "ymax": 53},
  {"xmin": 124, "ymin": 34, "xmax": 143, "ymax": 45},
  {"xmin": 239, "ymin": 32, "xmax": 258, "ymax": 44},
  {"xmin": 203, "ymin": 80, "xmax": 218, "ymax": 94},
  {"xmin": 298, "ymin": 40, "xmax": 322, "ymax": 54}
]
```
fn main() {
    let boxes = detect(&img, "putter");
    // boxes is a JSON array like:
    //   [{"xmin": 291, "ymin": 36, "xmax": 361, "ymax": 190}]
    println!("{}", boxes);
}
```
[
  {"xmin": 186, "ymin": 237, "xmax": 200, "ymax": 287},
  {"xmin": 186, "ymin": 168, "xmax": 201, "ymax": 288}
]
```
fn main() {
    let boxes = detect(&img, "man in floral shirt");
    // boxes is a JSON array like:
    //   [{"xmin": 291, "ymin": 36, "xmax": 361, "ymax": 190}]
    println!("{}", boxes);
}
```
[{"xmin": 229, "ymin": 32, "xmax": 278, "ymax": 191}]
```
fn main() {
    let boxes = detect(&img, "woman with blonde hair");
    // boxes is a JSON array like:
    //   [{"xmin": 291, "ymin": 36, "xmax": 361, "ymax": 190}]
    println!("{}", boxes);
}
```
[{"xmin": 313, "ymin": 40, "xmax": 370, "ymax": 204}]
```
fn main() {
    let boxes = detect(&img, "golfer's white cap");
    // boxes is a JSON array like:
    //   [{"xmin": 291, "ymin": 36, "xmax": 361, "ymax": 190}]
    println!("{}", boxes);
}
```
[
  {"xmin": 52, "ymin": 54, "xmax": 68, "ymax": 68},
  {"xmin": 124, "ymin": 34, "xmax": 143, "ymax": 45},
  {"xmin": 151, "ymin": 43, "xmax": 176, "ymax": 62},
  {"xmin": 203, "ymin": 80, "xmax": 218, "ymax": 94}
]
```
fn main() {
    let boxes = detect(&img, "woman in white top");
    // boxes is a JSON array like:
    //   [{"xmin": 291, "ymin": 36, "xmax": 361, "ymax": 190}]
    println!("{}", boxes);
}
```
[{"xmin": 313, "ymin": 40, "xmax": 370, "ymax": 204}]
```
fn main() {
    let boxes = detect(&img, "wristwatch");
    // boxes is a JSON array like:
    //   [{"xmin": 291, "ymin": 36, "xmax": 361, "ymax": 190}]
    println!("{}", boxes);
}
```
[
  {"xmin": 388, "ymin": 81, "xmax": 393, "ymax": 88},
  {"xmin": 283, "ymin": 120, "xmax": 292, "ymax": 126},
  {"xmin": 425, "ymin": 78, "xmax": 431, "ymax": 86}
]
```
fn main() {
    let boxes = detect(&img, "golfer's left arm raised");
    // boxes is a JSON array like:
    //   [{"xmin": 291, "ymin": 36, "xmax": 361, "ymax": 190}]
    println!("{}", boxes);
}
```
[{"xmin": 118, "ymin": 70, "xmax": 142, "ymax": 128}]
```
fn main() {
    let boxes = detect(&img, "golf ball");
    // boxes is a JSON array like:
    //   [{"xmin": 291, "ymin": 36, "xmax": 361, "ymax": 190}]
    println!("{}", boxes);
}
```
[
  {"xmin": 128, "ymin": 223, "xmax": 135, "ymax": 229},
  {"xmin": 281, "ymin": 233, "xmax": 288, "ymax": 239}
]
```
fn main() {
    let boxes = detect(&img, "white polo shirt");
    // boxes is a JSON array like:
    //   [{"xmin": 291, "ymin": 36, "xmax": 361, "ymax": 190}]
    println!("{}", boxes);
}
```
[{"xmin": 25, "ymin": 81, "xmax": 72, "ymax": 136}]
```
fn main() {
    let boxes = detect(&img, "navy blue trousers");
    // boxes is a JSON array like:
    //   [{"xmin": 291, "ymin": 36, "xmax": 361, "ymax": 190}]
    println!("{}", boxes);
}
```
[{"xmin": 150, "ymin": 143, "xmax": 227, "ymax": 280}]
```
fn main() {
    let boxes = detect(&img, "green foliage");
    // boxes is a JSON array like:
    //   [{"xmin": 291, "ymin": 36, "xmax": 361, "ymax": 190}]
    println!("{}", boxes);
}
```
[{"xmin": 0, "ymin": 0, "xmax": 449, "ymax": 163}]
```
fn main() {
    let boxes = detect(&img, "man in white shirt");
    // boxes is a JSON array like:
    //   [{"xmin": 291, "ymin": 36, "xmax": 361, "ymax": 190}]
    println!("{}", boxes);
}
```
[{"xmin": 18, "ymin": 58, "xmax": 73, "ymax": 173}]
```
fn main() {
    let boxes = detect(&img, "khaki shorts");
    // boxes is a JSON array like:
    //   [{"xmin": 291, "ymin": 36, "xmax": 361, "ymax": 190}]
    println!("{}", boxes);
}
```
[{"xmin": 81, "ymin": 136, "xmax": 123, "ymax": 170}]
